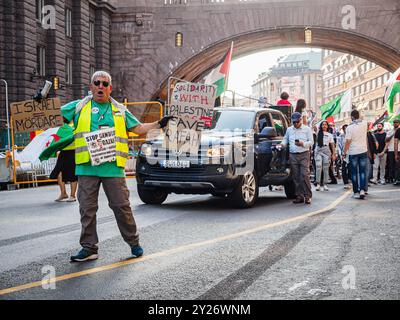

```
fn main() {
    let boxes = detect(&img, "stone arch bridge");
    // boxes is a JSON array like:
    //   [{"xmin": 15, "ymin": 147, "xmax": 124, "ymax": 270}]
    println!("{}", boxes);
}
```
[{"xmin": 109, "ymin": 0, "xmax": 400, "ymax": 106}]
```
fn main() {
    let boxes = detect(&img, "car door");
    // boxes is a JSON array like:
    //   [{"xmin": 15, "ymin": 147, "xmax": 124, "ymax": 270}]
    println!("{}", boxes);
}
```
[{"xmin": 269, "ymin": 111, "xmax": 290, "ymax": 173}]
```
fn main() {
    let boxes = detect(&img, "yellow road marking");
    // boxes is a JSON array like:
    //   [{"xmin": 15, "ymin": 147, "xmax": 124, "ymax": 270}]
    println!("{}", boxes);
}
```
[{"xmin": 0, "ymin": 190, "xmax": 351, "ymax": 296}]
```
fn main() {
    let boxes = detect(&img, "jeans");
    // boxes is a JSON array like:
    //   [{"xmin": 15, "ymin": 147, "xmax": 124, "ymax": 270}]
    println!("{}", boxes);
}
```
[
  {"xmin": 315, "ymin": 152, "xmax": 330, "ymax": 185},
  {"xmin": 349, "ymin": 152, "xmax": 368, "ymax": 194}
]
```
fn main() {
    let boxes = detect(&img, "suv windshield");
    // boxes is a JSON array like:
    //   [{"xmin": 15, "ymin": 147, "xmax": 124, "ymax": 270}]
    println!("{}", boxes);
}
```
[{"xmin": 208, "ymin": 110, "xmax": 255, "ymax": 131}]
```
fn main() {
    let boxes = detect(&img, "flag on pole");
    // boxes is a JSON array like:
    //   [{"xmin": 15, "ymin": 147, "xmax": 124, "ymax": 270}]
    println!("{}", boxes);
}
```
[
  {"xmin": 320, "ymin": 89, "xmax": 352, "ymax": 120},
  {"xmin": 384, "ymin": 67, "xmax": 400, "ymax": 120},
  {"xmin": 204, "ymin": 42, "xmax": 233, "ymax": 97}
]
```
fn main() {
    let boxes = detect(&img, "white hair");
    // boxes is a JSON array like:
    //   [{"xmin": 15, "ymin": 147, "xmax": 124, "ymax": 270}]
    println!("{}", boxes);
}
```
[{"xmin": 91, "ymin": 70, "xmax": 112, "ymax": 84}]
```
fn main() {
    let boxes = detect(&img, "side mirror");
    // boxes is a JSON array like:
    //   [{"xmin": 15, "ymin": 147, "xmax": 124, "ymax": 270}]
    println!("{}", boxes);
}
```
[{"xmin": 259, "ymin": 127, "xmax": 278, "ymax": 139}]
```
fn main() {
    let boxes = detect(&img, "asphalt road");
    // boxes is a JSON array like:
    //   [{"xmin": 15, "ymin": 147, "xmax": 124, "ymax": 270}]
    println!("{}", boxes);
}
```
[{"xmin": 0, "ymin": 179, "xmax": 399, "ymax": 300}]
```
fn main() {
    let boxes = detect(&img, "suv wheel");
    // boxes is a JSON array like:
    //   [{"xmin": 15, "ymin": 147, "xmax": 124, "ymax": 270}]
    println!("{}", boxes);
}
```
[
  {"xmin": 229, "ymin": 171, "xmax": 259, "ymax": 208},
  {"xmin": 137, "ymin": 185, "xmax": 168, "ymax": 205},
  {"xmin": 284, "ymin": 180, "xmax": 296, "ymax": 199}
]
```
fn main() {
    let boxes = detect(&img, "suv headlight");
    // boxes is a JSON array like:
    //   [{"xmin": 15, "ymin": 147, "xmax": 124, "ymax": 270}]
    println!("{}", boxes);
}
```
[
  {"xmin": 140, "ymin": 143, "xmax": 152, "ymax": 157},
  {"xmin": 207, "ymin": 145, "xmax": 231, "ymax": 158}
]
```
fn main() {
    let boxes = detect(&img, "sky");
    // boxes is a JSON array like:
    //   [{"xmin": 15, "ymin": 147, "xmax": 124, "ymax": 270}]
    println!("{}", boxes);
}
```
[{"xmin": 227, "ymin": 47, "xmax": 322, "ymax": 97}]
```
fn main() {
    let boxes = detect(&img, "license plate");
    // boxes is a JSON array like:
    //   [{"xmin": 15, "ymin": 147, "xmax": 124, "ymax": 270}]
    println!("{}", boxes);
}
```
[{"xmin": 160, "ymin": 160, "xmax": 190, "ymax": 168}]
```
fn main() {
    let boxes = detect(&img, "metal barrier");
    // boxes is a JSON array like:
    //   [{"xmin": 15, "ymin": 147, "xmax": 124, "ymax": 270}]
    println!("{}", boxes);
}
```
[{"xmin": 8, "ymin": 100, "xmax": 164, "ymax": 185}]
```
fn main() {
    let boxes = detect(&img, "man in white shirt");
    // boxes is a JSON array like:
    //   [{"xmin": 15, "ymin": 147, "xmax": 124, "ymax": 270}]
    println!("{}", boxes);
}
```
[
  {"xmin": 280, "ymin": 112, "xmax": 314, "ymax": 204},
  {"xmin": 343, "ymin": 110, "xmax": 368, "ymax": 199}
]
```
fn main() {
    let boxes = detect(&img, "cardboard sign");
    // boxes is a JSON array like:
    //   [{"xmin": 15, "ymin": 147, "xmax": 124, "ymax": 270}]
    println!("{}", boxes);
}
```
[
  {"xmin": 164, "ymin": 82, "xmax": 217, "ymax": 155},
  {"xmin": 11, "ymin": 98, "xmax": 63, "ymax": 133},
  {"xmin": 83, "ymin": 128, "xmax": 116, "ymax": 166}
]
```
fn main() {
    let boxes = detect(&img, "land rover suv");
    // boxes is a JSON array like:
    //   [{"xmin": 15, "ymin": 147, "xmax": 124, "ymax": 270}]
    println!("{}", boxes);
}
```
[{"xmin": 135, "ymin": 106, "xmax": 295, "ymax": 208}]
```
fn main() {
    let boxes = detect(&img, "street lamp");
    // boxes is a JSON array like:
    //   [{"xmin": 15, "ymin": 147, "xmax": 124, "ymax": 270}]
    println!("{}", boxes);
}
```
[
  {"xmin": 0, "ymin": 79, "xmax": 10, "ymax": 150},
  {"xmin": 175, "ymin": 32, "xmax": 183, "ymax": 47},
  {"xmin": 304, "ymin": 28, "xmax": 312, "ymax": 44},
  {"xmin": 224, "ymin": 90, "xmax": 236, "ymax": 106}
]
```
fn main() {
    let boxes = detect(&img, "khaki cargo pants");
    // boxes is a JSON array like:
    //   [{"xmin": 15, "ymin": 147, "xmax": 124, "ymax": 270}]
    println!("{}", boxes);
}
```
[{"xmin": 77, "ymin": 176, "xmax": 139, "ymax": 253}]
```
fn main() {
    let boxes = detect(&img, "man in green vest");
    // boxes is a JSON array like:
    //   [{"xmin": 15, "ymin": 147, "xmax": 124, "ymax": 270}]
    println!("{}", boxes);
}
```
[{"xmin": 62, "ymin": 70, "xmax": 173, "ymax": 262}]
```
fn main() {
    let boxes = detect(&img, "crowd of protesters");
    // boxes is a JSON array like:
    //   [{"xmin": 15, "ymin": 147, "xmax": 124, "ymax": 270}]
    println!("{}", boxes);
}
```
[{"xmin": 278, "ymin": 92, "xmax": 400, "ymax": 202}]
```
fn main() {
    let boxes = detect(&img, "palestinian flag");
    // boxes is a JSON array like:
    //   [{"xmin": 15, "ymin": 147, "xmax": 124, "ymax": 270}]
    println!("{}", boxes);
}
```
[
  {"xmin": 39, "ymin": 124, "xmax": 74, "ymax": 161},
  {"xmin": 204, "ymin": 42, "xmax": 233, "ymax": 97},
  {"xmin": 384, "ymin": 67, "xmax": 400, "ymax": 117},
  {"xmin": 320, "ymin": 89, "xmax": 352, "ymax": 120}
]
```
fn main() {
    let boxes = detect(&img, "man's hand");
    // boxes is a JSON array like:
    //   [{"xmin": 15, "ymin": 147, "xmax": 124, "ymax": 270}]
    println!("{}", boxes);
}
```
[
  {"xmin": 332, "ymin": 154, "xmax": 337, "ymax": 161},
  {"xmin": 295, "ymin": 140, "xmax": 304, "ymax": 147},
  {"xmin": 378, "ymin": 152, "xmax": 385, "ymax": 157},
  {"xmin": 158, "ymin": 116, "xmax": 175, "ymax": 129}
]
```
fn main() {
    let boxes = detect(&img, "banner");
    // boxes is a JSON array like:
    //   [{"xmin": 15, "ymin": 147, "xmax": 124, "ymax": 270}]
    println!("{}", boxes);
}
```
[
  {"xmin": 83, "ymin": 128, "xmax": 116, "ymax": 166},
  {"xmin": 164, "ymin": 82, "xmax": 217, "ymax": 154},
  {"xmin": 10, "ymin": 98, "xmax": 63, "ymax": 133}
]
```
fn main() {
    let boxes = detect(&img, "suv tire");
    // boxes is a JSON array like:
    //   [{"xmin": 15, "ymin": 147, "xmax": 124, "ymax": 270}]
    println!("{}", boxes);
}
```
[
  {"xmin": 284, "ymin": 180, "xmax": 296, "ymax": 199},
  {"xmin": 228, "ymin": 171, "xmax": 259, "ymax": 208},
  {"xmin": 137, "ymin": 185, "xmax": 168, "ymax": 205}
]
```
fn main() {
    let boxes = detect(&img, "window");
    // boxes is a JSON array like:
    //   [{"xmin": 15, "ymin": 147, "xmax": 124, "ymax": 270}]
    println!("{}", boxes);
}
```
[
  {"xmin": 377, "ymin": 76, "xmax": 382, "ymax": 87},
  {"xmin": 66, "ymin": 57, "xmax": 73, "ymax": 84},
  {"xmin": 36, "ymin": 46, "xmax": 46, "ymax": 76},
  {"xmin": 89, "ymin": 21, "xmax": 95, "ymax": 48},
  {"xmin": 65, "ymin": 8, "xmax": 72, "ymax": 37},
  {"xmin": 372, "ymin": 78, "xmax": 377, "ymax": 90},
  {"xmin": 36, "ymin": 0, "xmax": 45, "ymax": 21},
  {"xmin": 257, "ymin": 113, "xmax": 273, "ymax": 133},
  {"xmin": 89, "ymin": 65, "xmax": 95, "ymax": 80},
  {"xmin": 366, "ymin": 81, "xmax": 371, "ymax": 92}
]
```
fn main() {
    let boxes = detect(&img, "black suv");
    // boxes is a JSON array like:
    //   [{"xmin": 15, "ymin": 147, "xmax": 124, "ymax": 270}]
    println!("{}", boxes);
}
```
[{"xmin": 135, "ymin": 106, "xmax": 295, "ymax": 208}]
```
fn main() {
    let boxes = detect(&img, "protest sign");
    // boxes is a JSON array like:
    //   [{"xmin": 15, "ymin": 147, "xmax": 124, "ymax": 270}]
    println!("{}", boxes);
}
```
[
  {"xmin": 83, "ymin": 128, "xmax": 117, "ymax": 166},
  {"xmin": 10, "ymin": 98, "xmax": 63, "ymax": 133},
  {"xmin": 164, "ymin": 82, "xmax": 217, "ymax": 155}
]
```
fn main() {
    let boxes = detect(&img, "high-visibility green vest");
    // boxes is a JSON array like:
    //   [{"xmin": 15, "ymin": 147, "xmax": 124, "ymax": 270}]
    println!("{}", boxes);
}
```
[{"xmin": 74, "ymin": 100, "xmax": 129, "ymax": 168}]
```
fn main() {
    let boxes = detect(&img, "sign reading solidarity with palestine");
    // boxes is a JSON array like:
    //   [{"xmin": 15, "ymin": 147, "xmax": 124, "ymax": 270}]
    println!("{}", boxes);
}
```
[
  {"xmin": 83, "ymin": 127, "xmax": 117, "ymax": 166},
  {"xmin": 10, "ymin": 98, "xmax": 63, "ymax": 133},
  {"xmin": 164, "ymin": 81, "xmax": 217, "ymax": 155}
]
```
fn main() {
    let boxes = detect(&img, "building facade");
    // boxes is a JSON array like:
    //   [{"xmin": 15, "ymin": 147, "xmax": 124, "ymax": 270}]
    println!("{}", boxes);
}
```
[
  {"xmin": 0, "ymin": 0, "xmax": 114, "ymax": 147},
  {"xmin": 322, "ymin": 49, "xmax": 399, "ymax": 126},
  {"xmin": 251, "ymin": 51, "xmax": 323, "ymax": 113}
]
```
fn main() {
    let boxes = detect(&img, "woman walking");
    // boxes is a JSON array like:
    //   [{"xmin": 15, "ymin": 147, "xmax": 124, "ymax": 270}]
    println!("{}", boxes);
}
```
[{"xmin": 314, "ymin": 121, "xmax": 336, "ymax": 191}]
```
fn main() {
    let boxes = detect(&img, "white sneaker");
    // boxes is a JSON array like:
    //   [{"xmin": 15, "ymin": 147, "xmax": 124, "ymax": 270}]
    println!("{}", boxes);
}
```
[
  {"xmin": 380, "ymin": 180, "xmax": 386, "ymax": 185},
  {"xmin": 323, "ymin": 185, "xmax": 329, "ymax": 191},
  {"xmin": 360, "ymin": 190, "xmax": 366, "ymax": 199},
  {"xmin": 316, "ymin": 184, "xmax": 321, "ymax": 191},
  {"xmin": 343, "ymin": 184, "xmax": 351, "ymax": 190},
  {"xmin": 353, "ymin": 192, "xmax": 360, "ymax": 199},
  {"xmin": 67, "ymin": 197, "xmax": 77, "ymax": 202}
]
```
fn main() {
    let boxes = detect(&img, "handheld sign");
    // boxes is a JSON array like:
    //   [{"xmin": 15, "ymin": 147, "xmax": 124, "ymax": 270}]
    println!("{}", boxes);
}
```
[
  {"xmin": 164, "ymin": 82, "xmax": 217, "ymax": 155},
  {"xmin": 83, "ymin": 128, "xmax": 117, "ymax": 166},
  {"xmin": 10, "ymin": 98, "xmax": 63, "ymax": 133}
]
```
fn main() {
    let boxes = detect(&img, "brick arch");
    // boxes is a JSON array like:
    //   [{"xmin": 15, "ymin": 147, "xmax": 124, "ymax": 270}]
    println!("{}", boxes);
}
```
[
  {"xmin": 110, "ymin": 0, "xmax": 400, "ymax": 105},
  {"xmin": 152, "ymin": 27, "xmax": 400, "ymax": 101}
]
